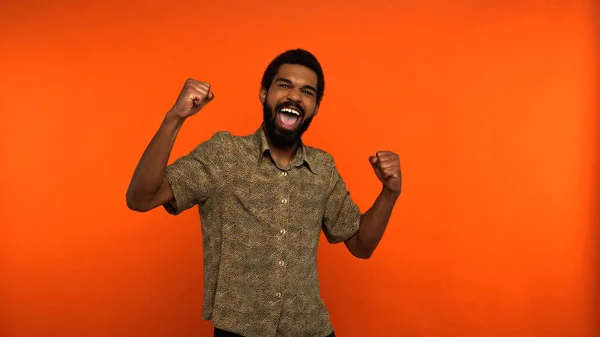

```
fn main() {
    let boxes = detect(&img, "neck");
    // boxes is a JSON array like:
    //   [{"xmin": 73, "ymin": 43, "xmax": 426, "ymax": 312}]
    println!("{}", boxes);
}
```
[{"xmin": 262, "ymin": 124, "xmax": 298, "ymax": 167}]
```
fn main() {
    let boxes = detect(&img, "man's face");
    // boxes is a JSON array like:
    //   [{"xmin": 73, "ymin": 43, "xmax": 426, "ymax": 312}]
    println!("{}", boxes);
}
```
[{"xmin": 261, "ymin": 63, "xmax": 319, "ymax": 148}]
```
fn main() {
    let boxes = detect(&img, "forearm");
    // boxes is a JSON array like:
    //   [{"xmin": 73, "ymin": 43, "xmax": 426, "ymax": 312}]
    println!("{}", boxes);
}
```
[
  {"xmin": 355, "ymin": 187, "xmax": 399, "ymax": 257},
  {"xmin": 126, "ymin": 112, "xmax": 184, "ymax": 210}
]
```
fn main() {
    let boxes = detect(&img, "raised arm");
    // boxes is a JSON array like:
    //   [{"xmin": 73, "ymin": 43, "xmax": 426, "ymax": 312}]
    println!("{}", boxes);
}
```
[
  {"xmin": 344, "ymin": 151, "xmax": 402, "ymax": 259},
  {"xmin": 126, "ymin": 79, "xmax": 214, "ymax": 212}
]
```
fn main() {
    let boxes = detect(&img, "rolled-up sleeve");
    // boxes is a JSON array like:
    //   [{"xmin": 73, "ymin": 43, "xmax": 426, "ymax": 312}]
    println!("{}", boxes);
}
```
[
  {"xmin": 322, "ymin": 165, "xmax": 361, "ymax": 244},
  {"xmin": 163, "ymin": 132, "xmax": 228, "ymax": 215}
]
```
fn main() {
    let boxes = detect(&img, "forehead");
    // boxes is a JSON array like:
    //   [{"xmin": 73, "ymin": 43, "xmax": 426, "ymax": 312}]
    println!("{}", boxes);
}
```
[{"xmin": 274, "ymin": 64, "xmax": 318, "ymax": 87}]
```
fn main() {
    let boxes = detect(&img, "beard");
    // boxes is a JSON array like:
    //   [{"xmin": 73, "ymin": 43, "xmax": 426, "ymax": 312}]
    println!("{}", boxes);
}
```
[{"xmin": 263, "ymin": 99, "xmax": 314, "ymax": 149}]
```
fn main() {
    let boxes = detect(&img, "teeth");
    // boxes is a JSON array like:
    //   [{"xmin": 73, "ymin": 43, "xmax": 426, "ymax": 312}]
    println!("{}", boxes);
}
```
[{"xmin": 281, "ymin": 108, "xmax": 300, "ymax": 116}]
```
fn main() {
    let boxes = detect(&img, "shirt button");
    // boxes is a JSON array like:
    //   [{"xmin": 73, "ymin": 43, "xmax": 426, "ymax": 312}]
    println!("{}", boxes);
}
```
[
  {"xmin": 275, "ymin": 292, "xmax": 282, "ymax": 299},
  {"xmin": 280, "ymin": 229, "xmax": 286, "ymax": 235},
  {"xmin": 281, "ymin": 198, "xmax": 288, "ymax": 204},
  {"xmin": 278, "ymin": 260, "xmax": 285, "ymax": 266},
  {"xmin": 280, "ymin": 171, "xmax": 287, "ymax": 176}
]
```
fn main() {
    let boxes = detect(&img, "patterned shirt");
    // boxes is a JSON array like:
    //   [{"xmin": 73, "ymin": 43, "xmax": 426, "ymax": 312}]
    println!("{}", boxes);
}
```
[{"xmin": 164, "ymin": 125, "xmax": 361, "ymax": 337}]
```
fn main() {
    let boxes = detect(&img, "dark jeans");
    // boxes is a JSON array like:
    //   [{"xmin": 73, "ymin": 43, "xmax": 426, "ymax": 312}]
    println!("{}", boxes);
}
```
[{"xmin": 214, "ymin": 327, "xmax": 336, "ymax": 337}]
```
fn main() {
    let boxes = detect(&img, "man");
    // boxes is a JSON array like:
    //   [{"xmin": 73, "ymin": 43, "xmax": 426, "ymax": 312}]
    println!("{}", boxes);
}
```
[{"xmin": 126, "ymin": 49, "xmax": 401, "ymax": 337}]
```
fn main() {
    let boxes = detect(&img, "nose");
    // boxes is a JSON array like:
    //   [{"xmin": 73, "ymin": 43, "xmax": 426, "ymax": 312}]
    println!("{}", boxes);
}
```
[{"xmin": 286, "ymin": 88, "xmax": 302, "ymax": 103}]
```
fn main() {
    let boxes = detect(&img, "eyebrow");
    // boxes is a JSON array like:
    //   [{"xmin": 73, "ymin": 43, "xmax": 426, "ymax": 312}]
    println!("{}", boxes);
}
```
[{"xmin": 275, "ymin": 78, "xmax": 317, "ymax": 93}]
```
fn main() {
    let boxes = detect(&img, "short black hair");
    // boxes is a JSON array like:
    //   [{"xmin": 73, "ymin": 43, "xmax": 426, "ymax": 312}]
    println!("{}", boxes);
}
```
[{"xmin": 260, "ymin": 48, "xmax": 325, "ymax": 105}]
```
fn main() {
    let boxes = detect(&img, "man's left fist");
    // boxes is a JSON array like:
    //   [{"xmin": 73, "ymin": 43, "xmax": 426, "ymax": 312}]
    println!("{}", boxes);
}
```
[{"xmin": 369, "ymin": 151, "xmax": 402, "ymax": 195}]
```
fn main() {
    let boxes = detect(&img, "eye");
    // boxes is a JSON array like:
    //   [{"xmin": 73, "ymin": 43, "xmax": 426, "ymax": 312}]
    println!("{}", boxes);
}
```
[
  {"xmin": 303, "ymin": 90, "xmax": 314, "ymax": 96},
  {"xmin": 278, "ymin": 84, "xmax": 289, "ymax": 88}
]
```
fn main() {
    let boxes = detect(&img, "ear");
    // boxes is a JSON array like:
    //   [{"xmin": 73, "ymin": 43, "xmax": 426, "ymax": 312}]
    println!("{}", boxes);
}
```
[{"xmin": 259, "ymin": 88, "xmax": 267, "ymax": 104}]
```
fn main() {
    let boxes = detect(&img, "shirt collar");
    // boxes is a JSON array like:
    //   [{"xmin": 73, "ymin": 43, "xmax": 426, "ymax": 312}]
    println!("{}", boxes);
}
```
[{"xmin": 253, "ymin": 124, "xmax": 317, "ymax": 174}]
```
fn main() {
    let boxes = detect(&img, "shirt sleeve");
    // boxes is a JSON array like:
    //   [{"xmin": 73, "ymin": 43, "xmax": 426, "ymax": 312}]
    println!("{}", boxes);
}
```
[
  {"xmin": 322, "ymin": 164, "xmax": 361, "ymax": 244},
  {"xmin": 163, "ymin": 132, "xmax": 228, "ymax": 215}
]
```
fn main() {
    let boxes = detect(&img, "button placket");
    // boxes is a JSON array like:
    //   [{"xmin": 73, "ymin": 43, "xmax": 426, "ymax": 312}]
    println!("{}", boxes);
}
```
[
  {"xmin": 276, "ymin": 227, "xmax": 286, "ymax": 241},
  {"xmin": 274, "ymin": 167, "xmax": 290, "ymax": 306}
]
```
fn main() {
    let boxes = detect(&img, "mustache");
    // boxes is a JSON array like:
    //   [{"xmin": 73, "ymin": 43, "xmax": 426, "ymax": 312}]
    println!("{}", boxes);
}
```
[{"xmin": 275, "ymin": 102, "xmax": 305, "ymax": 116}]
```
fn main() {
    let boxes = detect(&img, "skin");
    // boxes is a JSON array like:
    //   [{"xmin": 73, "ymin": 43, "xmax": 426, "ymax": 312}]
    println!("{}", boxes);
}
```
[
  {"xmin": 347, "ymin": 152, "xmax": 401, "ymax": 259},
  {"xmin": 125, "ymin": 79, "xmax": 213, "ymax": 212},
  {"xmin": 259, "ymin": 64, "xmax": 319, "ymax": 166},
  {"xmin": 125, "ymin": 63, "xmax": 402, "ymax": 259}
]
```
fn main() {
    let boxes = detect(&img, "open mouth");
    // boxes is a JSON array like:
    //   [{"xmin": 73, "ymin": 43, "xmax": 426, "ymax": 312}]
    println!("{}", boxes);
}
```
[{"xmin": 277, "ymin": 106, "xmax": 303, "ymax": 130}]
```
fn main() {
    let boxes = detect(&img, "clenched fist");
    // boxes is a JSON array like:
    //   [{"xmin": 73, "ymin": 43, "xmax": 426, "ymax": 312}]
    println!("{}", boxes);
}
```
[
  {"xmin": 168, "ymin": 78, "xmax": 214, "ymax": 119},
  {"xmin": 369, "ymin": 151, "xmax": 402, "ymax": 195}
]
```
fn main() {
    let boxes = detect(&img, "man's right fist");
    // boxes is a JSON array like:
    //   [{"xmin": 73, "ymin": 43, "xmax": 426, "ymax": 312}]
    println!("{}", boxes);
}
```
[{"xmin": 168, "ymin": 78, "xmax": 214, "ymax": 119}]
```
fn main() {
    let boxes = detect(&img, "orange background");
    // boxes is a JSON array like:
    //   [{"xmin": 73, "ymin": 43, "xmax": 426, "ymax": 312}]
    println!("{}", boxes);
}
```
[{"xmin": 1, "ymin": 1, "xmax": 597, "ymax": 336}]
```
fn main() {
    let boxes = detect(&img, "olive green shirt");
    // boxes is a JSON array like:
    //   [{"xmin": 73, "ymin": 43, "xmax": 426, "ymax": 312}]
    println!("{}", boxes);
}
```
[{"xmin": 164, "ymin": 125, "xmax": 361, "ymax": 337}]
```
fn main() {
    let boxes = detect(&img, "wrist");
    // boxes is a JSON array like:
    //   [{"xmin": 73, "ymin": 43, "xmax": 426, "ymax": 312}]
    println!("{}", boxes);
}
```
[
  {"xmin": 164, "ymin": 110, "xmax": 186, "ymax": 127},
  {"xmin": 381, "ymin": 186, "xmax": 400, "ymax": 200}
]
